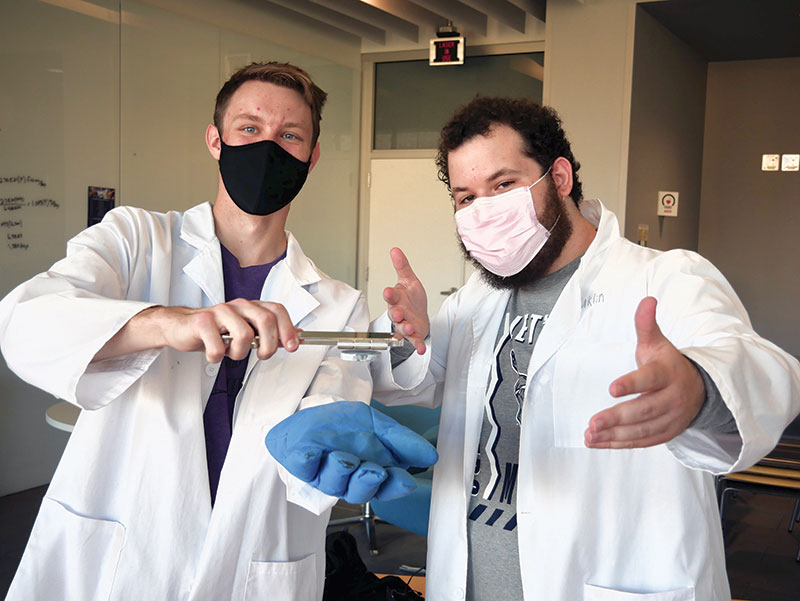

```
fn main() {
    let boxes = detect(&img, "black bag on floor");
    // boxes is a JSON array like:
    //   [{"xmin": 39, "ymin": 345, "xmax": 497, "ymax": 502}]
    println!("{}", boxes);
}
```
[{"xmin": 323, "ymin": 530, "xmax": 424, "ymax": 601}]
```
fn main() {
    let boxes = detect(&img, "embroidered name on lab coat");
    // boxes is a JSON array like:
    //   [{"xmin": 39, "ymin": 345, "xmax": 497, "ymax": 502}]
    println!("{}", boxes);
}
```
[{"xmin": 581, "ymin": 292, "xmax": 605, "ymax": 310}]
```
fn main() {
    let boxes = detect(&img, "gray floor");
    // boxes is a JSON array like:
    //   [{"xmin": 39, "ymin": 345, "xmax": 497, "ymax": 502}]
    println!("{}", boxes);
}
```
[
  {"xmin": 721, "ymin": 492, "xmax": 800, "ymax": 601},
  {"xmin": 2, "ymin": 486, "xmax": 799, "ymax": 599}
]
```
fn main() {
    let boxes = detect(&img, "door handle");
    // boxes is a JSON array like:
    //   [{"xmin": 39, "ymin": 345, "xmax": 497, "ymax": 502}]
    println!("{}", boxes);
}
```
[{"xmin": 440, "ymin": 286, "xmax": 458, "ymax": 296}]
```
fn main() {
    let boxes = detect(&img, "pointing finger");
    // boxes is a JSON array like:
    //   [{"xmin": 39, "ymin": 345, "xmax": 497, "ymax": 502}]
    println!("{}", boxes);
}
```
[{"xmin": 390, "ymin": 247, "xmax": 420, "ymax": 284}]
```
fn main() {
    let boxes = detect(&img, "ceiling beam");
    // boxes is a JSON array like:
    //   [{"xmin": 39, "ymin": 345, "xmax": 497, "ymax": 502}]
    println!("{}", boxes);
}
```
[
  {"xmin": 462, "ymin": 0, "xmax": 526, "ymax": 33},
  {"xmin": 262, "ymin": 0, "xmax": 386, "ymax": 43},
  {"xmin": 409, "ymin": 0, "xmax": 488, "ymax": 36},
  {"xmin": 510, "ymin": 0, "xmax": 546, "ymax": 23},
  {"xmin": 361, "ymin": 0, "xmax": 449, "ymax": 29},
  {"xmin": 309, "ymin": 0, "xmax": 419, "ymax": 42},
  {"xmin": 509, "ymin": 55, "xmax": 543, "ymax": 81}
]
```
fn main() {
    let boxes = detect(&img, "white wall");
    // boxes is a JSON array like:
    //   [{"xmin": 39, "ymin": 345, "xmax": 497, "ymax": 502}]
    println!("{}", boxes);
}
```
[
  {"xmin": 698, "ymin": 58, "xmax": 800, "ymax": 357},
  {"xmin": 624, "ymin": 5, "xmax": 707, "ymax": 251},
  {"xmin": 0, "ymin": 0, "xmax": 361, "ymax": 496},
  {"xmin": 544, "ymin": 0, "xmax": 650, "ymax": 228}
]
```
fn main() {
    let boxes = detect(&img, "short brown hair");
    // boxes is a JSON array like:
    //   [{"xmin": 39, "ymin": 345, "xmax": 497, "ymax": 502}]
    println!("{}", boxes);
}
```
[{"xmin": 214, "ymin": 61, "xmax": 328, "ymax": 147}]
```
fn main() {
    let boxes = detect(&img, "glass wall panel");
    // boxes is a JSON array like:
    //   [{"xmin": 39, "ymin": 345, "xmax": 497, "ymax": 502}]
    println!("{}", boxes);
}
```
[
  {"xmin": 216, "ymin": 34, "xmax": 361, "ymax": 285},
  {"xmin": 0, "ymin": 0, "xmax": 120, "ymax": 495},
  {"xmin": 120, "ymin": 2, "xmax": 360, "ymax": 285},
  {"xmin": 374, "ymin": 53, "xmax": 544, "ymax": 150},
  {"xmin": 0, "ymin": 0, "xmax": 361, "ymax": 498}
]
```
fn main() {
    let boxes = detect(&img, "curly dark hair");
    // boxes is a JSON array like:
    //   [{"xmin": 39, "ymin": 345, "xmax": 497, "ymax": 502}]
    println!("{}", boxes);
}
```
[{"xmin": 436, "ymin": 96, "xmax": 583, "ymax": 206}]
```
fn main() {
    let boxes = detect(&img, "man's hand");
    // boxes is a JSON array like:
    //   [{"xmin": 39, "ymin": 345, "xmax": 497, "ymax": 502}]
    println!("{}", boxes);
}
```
[
  {"xmin": 266, "ymin": 402, "xmax": 439, "ymax": 504},
  {"xmin": 383, "ymin": 248, "xmax": 429, "ymax": 354},
  {"xmin": 93, "ymin": 300, "xmax": 299, "ymax": 363},
  {"xmin": 584, "ymin": 296, "xmax": 705, "ymax": 449}
]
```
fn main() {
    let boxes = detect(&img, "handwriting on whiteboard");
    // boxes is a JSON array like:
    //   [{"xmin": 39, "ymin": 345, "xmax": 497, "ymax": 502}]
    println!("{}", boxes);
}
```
[
  {"xmin": 0, "ymin": 197, "xmax": 60, "ymax": 208},
  {"xmin": 0, "ymin": 175, "xmax": 60, "ymax": 251},
  {"xmin": 0, "ymin": 176, "xmax": 47, "ymax": 186}
]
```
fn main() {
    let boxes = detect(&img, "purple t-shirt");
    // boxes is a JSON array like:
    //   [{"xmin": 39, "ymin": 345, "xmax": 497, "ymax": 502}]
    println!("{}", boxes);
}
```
[{"xmin": 203, "ymin": 243, "xmax": 285, "ymax": 505}]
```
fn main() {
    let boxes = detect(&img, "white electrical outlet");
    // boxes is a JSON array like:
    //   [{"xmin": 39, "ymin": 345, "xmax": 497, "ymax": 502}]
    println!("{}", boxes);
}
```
[
  {"xmin": 762, "ymin": 154, "xmax": 780, "ymax": 171},
  {"xmin": 781, "ymin": 154, "xmax": 799, "ymax": 172}
]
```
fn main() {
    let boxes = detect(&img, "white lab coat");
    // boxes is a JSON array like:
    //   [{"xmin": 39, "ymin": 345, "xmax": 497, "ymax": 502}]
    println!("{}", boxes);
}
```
[
  {"xmin": 0, "ymin": 202, "xmax": 368, "ymax": 601},
  {"xmin": 372, "ymin": 199, "xmax": 800, "ymax": 601}
]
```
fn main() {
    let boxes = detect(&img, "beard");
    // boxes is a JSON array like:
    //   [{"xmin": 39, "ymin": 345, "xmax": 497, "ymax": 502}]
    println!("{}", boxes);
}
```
[{"xmin": 458, "ymin": 178, "xmax": 573, "ymax": 290}]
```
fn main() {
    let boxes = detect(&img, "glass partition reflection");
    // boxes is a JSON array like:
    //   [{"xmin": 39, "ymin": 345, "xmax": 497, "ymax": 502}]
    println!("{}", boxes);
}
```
[{"xmin": 374, "ymin": 53, "xmax": 544, "ymax": 150}]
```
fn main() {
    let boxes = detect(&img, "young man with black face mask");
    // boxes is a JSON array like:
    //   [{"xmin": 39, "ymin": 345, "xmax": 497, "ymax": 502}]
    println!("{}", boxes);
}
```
[
  {"xmin": 0, "ymin": 62, "xmax": 435, "ymax": 601},
  {"xmin": 269, "ymin": 97, "xmax": 800, "ymax": 600}
]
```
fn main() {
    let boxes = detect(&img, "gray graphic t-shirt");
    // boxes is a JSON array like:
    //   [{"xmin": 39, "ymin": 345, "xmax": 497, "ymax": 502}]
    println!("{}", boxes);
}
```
[
  {"xmin": 465, "ymin": 258, "xmax": 580, "ymax": 601},
  {"xmin": 462, "ymin": 258, "xmax": 733, "ymax": 601}
]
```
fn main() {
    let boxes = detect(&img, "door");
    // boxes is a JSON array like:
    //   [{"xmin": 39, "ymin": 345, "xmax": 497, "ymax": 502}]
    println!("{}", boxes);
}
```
[{"xmin": 367, "ymin": 157, "xmax": 470, "ymax": 319}]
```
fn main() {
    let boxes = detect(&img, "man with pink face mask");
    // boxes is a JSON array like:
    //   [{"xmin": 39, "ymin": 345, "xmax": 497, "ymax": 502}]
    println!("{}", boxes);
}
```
[{"xmin": 365, "ymin": 97, "xmax": 800, "ymax": 601}]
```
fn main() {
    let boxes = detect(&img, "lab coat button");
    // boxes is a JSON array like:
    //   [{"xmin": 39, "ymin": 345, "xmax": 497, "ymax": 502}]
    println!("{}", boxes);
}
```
[
  {"xmin": 455, "ymin": 587, "xmax": 465, "ymax": 599},
  {"xmin": 205, "ymin": 364, "xmax": 220, "ymax": 377}
]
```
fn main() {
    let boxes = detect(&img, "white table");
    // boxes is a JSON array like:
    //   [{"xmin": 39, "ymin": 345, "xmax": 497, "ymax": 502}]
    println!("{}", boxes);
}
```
[{"xmin": 45, "ymin": 401, "xmax": 80, "ymax": 433}]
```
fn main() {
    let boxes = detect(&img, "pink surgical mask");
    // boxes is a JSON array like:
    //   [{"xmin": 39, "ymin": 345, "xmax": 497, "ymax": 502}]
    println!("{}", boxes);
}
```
[{"xmin": 455, "ymin": 167, "xmax": 556, "ymax": 277}]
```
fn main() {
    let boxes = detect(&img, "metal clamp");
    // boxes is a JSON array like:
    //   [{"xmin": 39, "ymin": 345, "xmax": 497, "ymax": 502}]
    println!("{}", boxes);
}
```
[{"xmin": 221, "ymin": 331, "xmax": 402, "ymax": 354}]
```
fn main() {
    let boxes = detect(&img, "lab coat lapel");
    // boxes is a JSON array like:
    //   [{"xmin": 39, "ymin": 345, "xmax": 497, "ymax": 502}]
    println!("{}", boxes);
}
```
[
  {"xmin": 469, "ymin": 286, "xmax": 509, "ymax": 391},
  {"xmin": 527, "ymin": 277, "xmax": 581, "ymax": 377},
  {"xmin": 527, "ymin": 199, "xmax": 617, "ymax": 378},
  {"xmin": 464, "ymin": 286, "xmax": 509, "ymax": 485},
  {"xmin": 237, "ymin": 232, "xmax": 322, "ymax": 415},
  {"xmin": 212, "ymin": 231, "xmax": 327, "ymax": 546},
  {"xmin": 180, "ymin": 203, "xmax": 225, "ymax": 306},
  {"xmin": 258, "ymin": 232, "xmax": 320, "ymax": 327}
]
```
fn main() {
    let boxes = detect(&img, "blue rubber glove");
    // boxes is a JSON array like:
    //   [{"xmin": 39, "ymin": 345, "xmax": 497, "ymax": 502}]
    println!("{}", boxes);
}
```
[{"xmin": 266, "ymin": 402, "xmax": 439, "ymax": 504}]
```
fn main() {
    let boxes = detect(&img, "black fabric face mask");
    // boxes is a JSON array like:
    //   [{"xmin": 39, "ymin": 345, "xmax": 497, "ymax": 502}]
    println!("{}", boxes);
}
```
[{"xmin": 218, "ymin": 139, "xmax": 310, "ymax": 216}]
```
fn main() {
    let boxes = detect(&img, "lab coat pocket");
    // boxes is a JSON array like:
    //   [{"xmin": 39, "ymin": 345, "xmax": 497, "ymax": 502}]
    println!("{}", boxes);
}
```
[
  {"xmin": 8, "ymin": 496, "xmax": 125, "ymax": 601},
  {"xmin": 243, "ymin": 553, "xmax": 317, "ymax": 601},
  {"xmin": 584, "ymin": 583, "xmax": 695, "ymax": 601},
  {"xmin": 552, "ymin": 341, "xmax": 636, "ymax": 448}
]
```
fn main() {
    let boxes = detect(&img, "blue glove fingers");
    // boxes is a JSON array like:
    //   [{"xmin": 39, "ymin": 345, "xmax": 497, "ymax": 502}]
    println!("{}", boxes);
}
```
[
  {"xmin": 373, "ymin": 424, "xmax": 439, "ymax": 470},
  {"xmin": 314, "ymin": 450, "xmax": 361, "ymax": 497},
  {"xmin": 346, "ymin": 430, "xmax": 397, "ymax": 467},
  {"xmin": 271, "ymin": 445, "xmax": 325, "ymax": 482},
  {"xmin": 373, "ymin": 466, "xmax": 418, "ymax": 501},
  {"xmin": 342, "ymin": 462, "xmax": 388, "ymax": 504}
]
